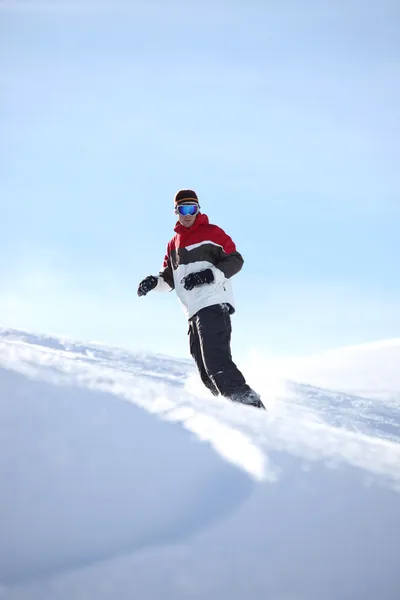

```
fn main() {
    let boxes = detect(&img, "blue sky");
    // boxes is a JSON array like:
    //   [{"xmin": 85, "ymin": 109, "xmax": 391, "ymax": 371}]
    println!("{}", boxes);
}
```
[{"xmin": 1, "ymin": 0, "xmax": 399, "ymax": 360}]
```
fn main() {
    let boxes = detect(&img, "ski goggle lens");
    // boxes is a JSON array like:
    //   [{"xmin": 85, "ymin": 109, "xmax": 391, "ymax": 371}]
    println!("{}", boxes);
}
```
[{"xmin": 177, "ymin": 204, "xmax": 199, "ymax": 216}]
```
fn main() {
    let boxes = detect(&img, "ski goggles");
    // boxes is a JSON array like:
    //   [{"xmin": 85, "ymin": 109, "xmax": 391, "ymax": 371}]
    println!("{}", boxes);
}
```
[{"xmin": 176, "ymin": 203, "xmax": 199, "ymax": 216}]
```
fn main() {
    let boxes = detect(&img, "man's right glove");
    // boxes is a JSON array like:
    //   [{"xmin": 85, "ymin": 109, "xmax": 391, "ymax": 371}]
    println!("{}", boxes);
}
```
[{"xmin": 137, "ymin": 275, "xmax": 158, "ymax": 296}]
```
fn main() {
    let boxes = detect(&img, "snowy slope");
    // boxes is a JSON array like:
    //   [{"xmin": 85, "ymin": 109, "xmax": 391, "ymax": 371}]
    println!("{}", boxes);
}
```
[
  {"xmin": 269, "ymin": 338, "xmax": 400, "ymax": 402},
  {"xmin": 1, "ymin": 327, "xmax": 400, "ymax": 599}
]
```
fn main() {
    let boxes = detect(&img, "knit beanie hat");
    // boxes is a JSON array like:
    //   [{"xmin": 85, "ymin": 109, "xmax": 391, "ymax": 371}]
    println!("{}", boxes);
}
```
[{"xmin": 174, "ymin": 189, "xmax": 199, "ymax": 205}]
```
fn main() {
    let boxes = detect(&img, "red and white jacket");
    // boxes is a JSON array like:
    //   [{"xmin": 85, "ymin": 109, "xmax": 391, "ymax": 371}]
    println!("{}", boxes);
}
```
[{"xmin": 155, "ymin": 213, "xmax": 244, "ymax": 319}]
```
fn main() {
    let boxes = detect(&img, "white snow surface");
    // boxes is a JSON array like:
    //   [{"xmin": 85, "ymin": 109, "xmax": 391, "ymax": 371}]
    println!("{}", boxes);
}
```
[
  {"xmin": 0, "ymin": 326, "xmax": 399, "ymax": 599},
  {"xmin": 264, "ymin": 338, "xmax": 400, "ymax": 403}
]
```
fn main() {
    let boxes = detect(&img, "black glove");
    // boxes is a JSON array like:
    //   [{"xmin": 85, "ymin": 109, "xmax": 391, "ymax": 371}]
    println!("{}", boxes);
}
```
[
  {"xmin": 182, "ymin": 268, "xmax": 214, "ymax": 291},
  {"xmin": 137, "ymin": 275, "xmax": 158, "ymax": 296}
]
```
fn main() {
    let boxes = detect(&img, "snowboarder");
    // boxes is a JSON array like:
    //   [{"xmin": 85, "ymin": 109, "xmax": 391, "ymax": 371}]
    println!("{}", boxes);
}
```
[{"xmin": 137, "ymin": 189, "xmax": 265, "ymax": 410}]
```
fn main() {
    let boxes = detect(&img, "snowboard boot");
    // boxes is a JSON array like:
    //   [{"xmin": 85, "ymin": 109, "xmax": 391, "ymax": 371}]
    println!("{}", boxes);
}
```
[{"xmin": 232, "ymin": 390, "xmax": 266, "ymax": 410}]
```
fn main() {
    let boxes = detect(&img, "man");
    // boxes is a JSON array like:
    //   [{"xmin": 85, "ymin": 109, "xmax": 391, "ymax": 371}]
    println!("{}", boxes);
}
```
[{"xmin": 137, "ymin": 189, "xmax": 265, "ymax": 410}]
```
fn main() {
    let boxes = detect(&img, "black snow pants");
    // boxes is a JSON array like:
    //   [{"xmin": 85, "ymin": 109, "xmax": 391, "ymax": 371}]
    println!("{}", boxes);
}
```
[{"xmin": 188, "ymin": 303, "xmax": 256, "ymax": 402}]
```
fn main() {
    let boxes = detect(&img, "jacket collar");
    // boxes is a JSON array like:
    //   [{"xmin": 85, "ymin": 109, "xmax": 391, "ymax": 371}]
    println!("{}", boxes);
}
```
[{"xmin": 174, "ymin": 212, "xmax": 209, "ymax": 235}]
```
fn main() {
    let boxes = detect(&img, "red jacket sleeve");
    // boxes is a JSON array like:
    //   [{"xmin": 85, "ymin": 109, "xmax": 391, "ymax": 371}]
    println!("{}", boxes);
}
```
[
  {"xmin": 212, "ymin": 226, "xmax": 244, "ymax": 279},
  {"xmin": 158, "ymin": 244, "xmax": 175, "ymax": 289}
]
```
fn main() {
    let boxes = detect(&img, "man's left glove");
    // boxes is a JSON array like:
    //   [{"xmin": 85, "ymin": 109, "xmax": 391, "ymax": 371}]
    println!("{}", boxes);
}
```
[
  {"xmin": 137, "ymin": 275, "xmax": 158, "ymax": 296},
  {"xmin": 182, "ymin": 268, "xmax": 214, "ymax": 291}
]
